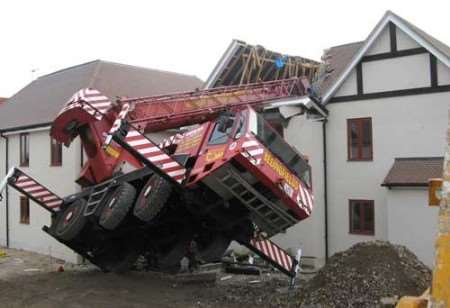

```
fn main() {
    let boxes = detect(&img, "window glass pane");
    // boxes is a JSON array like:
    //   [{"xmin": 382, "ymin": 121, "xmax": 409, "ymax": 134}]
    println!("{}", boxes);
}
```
[
  {"xmin": 349, "ymin": 121, "xmax": 359, "ymax": 159},
  {"xmin": 20, "ymin": 197, "xmax": 30, "ymax": 224},
  {"xmin": 51, "ymin": 138, "xmax": 62, "ymax": 165},
  {"xmin": 364, "ymin": 202, "xmax": 374, "ymax": 232},
  {"xmin": 20, "ymin": 134, "xmax": 29, "ymax": 166},
  {"xmin": 351, "ymin": 202, "xmax": 361, "ymax": 231},
  {"xmin": 361, "ymin": 119, "xmax": 372, "ymax": 159},
  {"xmin": 208, "ymin": 116, "xmax": 235, "ymax": 145}
]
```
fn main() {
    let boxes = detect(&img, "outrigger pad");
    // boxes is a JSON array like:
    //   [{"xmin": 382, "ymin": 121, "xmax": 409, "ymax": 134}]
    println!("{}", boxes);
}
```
[
  {"xmin": 6, "ymin": 168, "xmax": 63, "ymax": 213},
  {"xmin": 242, "ymin": 235, "xmax": 298, "ymax": 278}
]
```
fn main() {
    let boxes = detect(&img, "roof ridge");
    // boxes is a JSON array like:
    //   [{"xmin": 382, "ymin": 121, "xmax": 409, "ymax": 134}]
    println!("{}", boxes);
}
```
[
  {"xmin": 37, "ymin": 60, "xmax": 101, "ymax": 79},
  {"xmin": 327, "ymin": 41, "xmax": 364, "ymax": 50},
  {"xmin": 97, "ymin": 59, "xmax": 202, "ymax": 80}
]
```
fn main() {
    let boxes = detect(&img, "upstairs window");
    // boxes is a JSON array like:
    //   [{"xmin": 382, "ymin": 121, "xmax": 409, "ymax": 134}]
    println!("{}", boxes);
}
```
[
  {"xmin": 50, "ymin": 138, "xmax": 62, "ymax": 166},
  {"xmin": 20, "ymin": 133, "xmax": 29, "ymax": 167},
  {"xmin": 20, "ymin": 196, "xmax": 30, "ymax": 224},
  {"xmin": 349, "ymin": 199, "xmax": 374, "ymax": 235},
  {"xmin": 347, "ymin": 118, "xmax": 372, "ymax": 161}
]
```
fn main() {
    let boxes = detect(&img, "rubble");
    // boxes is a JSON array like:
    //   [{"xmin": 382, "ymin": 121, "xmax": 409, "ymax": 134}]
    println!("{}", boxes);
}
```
[{"xmin": 297, "ymin": 241, "xmax": 431, "ymax": 307}]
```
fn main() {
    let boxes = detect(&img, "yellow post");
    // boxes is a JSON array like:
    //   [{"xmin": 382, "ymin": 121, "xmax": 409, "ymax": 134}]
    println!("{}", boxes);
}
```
[{"xmin": 430, "ymin": 121, "xmax": 450, "ymax": 307}]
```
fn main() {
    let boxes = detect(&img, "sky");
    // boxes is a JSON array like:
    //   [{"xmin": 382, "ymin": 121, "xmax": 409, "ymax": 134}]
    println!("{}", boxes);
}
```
[{"xmin": 0, "ymin": 0, "xmax": 449, "ymax": 97}]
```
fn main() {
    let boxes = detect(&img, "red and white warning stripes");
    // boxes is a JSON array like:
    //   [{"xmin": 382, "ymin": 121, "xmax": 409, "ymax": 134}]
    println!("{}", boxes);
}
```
[
  {"xmin": 108, "ymin": 102, "xmax": 131, "ymax": 135},
  {"xmin": 241, "ymin": 139, "xmax": 264, "ymax": 165},
  {"xmin": 124, "ymin": 129, "xmax": 186, "ymax": 183},
  {"xmin": 296, "ymin": 183, "xmax": 313, "ymax": 215},
  {"xmin": 12, "ymin": 172, "xmax": 63, "ymax": 212},
  {"xmin": 59, "ymin": 88, "xmax": 112, "ymax": 120},
  {"xmin": 250, "ymin": 237, "xmax": 294, "ymax": 274},
  {"xmin": 159, "ymin": 134, "xmax": 183, "ymax": 149}
]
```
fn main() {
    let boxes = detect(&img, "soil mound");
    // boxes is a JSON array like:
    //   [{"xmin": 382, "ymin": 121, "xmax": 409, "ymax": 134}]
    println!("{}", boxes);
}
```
[{"xmin": 299, "ymin": 241, "xmax": 431, "ymax": 307}]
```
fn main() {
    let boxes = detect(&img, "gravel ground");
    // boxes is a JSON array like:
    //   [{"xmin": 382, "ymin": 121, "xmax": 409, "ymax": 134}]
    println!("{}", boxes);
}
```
[
  {"xmin": 0, "ymin": 247, "xmax": 306, "ymax": 308},
  {"xmin": 0, "ymin": 242, "xmax": 431, "ymax": 307}
]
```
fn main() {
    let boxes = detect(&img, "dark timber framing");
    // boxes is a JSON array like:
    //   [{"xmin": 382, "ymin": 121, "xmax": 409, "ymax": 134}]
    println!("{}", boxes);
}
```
[
  {"xmin": 329, "ymin": 22, "xmax": 450, "ymax": 104},
  {"xmin": 389, "ymin": 22, "xmax": 397, "ymax": 53},
  {"xmin": 430, "ymin": 54, "xmax": 438, "ymax": 88},
  {"xmin": 330, "ymin": 85, "xmax": 450, "ymax": 103},
  {"xmin": 361, "ymin": 47, "xmax": 427, "ymax": 62},
  {"xmin": 356, "ymin": 62, "xmax": 363, "ymax": 95}
]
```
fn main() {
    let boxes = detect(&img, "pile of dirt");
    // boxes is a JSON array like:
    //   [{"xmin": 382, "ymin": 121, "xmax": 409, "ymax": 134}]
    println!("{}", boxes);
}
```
[{"xmin": 297, "ymin": 241, "xmax": 431, "ymax": 307}]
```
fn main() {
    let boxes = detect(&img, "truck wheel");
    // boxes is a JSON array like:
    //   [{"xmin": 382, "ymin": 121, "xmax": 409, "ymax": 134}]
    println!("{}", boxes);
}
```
[
  {"xmin": 133, "ymin": 175, "xmax": 172, "ymax": 222},
  {"xmin": 55, "ymin": 199, "xmax": 87, "ymax": 241},
  {"xmin": 198, "ymin": 235, "xmax": 231, "ymax": 262},
  {"xmin": 99, "ymin": 182, "xmax": 136, "ymax": 230}
]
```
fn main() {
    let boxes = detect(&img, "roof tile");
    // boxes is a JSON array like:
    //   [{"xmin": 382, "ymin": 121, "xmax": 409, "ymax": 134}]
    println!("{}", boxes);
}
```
[{"xmin": 382, "ymin": 157, "xmax": 443, "ymax": 187}]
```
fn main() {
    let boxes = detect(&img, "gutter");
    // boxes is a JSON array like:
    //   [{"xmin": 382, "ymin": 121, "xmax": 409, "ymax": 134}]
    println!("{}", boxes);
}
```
[
  {"xmin": 322, "ymin": 119, "xmax": 328, "ymax": 260},
  {"xmin": 1, "ymin": 134, "xmax": 9, "ymax": 247},
  {"xmin": 381, "ymin": 183, "xmax": 428, "ymax": 188},
  {"xmin": 0, "ymin": 122, "xmax": 52, "ymax": 134}
]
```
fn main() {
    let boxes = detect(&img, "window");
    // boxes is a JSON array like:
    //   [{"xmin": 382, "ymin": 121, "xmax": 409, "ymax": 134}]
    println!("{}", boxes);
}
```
[
  {"xmin": 20, "ymin": 196, "xmax": 30, "ymax": 224},
  {"xmin": 50, "ymin": 138, "xmax": 62, "ymax": 166},
  {"xmin": 20, "ymin": 133, "xmax": 29, "ymax": 166},
  {"xmin": 208, "ymin": 115, "xmax": 235, "ymax": 145},
  {"xmin": 349, "ymin": 200, "xmax": 374, "ymax": 235},
  {"xmin": 347, "ymin": 118, "xmax": 372, "ymax": 161}
]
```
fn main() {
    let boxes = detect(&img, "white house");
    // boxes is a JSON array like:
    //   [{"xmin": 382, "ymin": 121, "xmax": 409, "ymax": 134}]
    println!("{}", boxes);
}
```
[
  {"xmin": 0, "ymin": 60, "xmax": 202, "ymax": 262},
  {"xmin": 283, "ymin": 11, "xmax": 449, "ymax": 267},
  {"xmin": 205, "ymin": 11, "xmax": 450, "ymax": 268}
]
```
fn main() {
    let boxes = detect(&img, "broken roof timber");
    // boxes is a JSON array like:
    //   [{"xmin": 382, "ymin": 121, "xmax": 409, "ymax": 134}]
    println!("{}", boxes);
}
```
[{"xmin": 204, "ymin": 40, "xmax": 321, "ymax": 89}]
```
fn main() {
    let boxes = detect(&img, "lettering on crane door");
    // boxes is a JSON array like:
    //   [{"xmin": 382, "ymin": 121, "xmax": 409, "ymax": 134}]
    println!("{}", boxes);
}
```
[{"xmin": 262, "ymin": 152, "xmax": 300, "ymax": 188}]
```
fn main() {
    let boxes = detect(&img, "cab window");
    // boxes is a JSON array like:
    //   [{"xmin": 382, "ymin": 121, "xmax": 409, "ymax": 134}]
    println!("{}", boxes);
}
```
[{"xmin": 208, "ymin": 115, "xmax": 235, "ymax": 145}]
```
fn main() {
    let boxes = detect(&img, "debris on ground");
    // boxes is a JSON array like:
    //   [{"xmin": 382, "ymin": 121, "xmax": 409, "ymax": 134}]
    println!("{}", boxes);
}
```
[{"xmin": 296, "ymin": 241, "xmax": 431, "ymax": 307}]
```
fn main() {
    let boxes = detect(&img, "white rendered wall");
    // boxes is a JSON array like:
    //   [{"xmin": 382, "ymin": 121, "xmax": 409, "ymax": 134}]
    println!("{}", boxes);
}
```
[
  {"xmin": 325, "ymin": 91, "xmax": 449, "ymax": 255},
  {"xmin": 362, "ymin": 54, "xmax": 431, "ymax": 93},
  {"xmin": 386, "ymin": 188, "xmax": 439, "ymax": 267},
  {"xmin": 396, "ymin": 28, "xmax": 421, "ymax": 50},
  {"xmin": 366, "ymin": 26, "xmax": 391, "ymax": 55},
  {"xmin": 0, "ymin": 137, "xmax": 6, "ymax": 246},
  {"xmin": 0, "ymin": 129, "xmax": 81, "ymax": 262},
  {"xmin": 272, "ymin": 113, "xmax": 326, "ymax": 267},
  {"xmin": 438, "ymin": 61, "xmax": 450, "ymax": 86},
  {"xmin": 335, "ymin": 69, "xmax": 357, "ymax": 97}
]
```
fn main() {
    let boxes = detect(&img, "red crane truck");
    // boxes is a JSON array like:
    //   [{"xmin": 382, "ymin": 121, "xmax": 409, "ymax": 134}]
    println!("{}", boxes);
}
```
[{"xmin": 0, "ymin": 77, "xmax": 314, "ymax": 280}]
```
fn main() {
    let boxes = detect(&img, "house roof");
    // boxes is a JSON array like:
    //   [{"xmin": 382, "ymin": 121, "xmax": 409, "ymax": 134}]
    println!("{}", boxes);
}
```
[
  {"xmin": 204, "ymin": 39, "xmax": 320, "ymax": 89},
  {"xmin": 0, "ymin": 60, "xmax": 203, "ymax": 132},
  {"xmin": 382, "ymin": 157, "xmax": 443, "ymax": 187},
  {"xmin": 0, "ymin": 97, "xmax": 7, "ymax": 104},
  {"xmin": 313, "ymin": 41, "xmax": 363, "ymax": 97},
  {"xmin": 319, "ymin": 10, "xmax": 450, "ymax": 104}
]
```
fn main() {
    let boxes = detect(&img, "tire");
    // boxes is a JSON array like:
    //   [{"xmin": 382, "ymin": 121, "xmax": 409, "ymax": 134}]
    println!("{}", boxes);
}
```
[
  {"xmin": 55, "ymin": 199, "xmax": 88, "ymax": 241},
  {"xmin": 99, "ymin": 182, "xmax": 136, "ymax": 230},
  {"xmin": 198, "ymin": 235, "xmax": 231, "ymax": 262},
  {"xmin": 133, "ymin": 175, "xmax": 172, "ymax": 222}
]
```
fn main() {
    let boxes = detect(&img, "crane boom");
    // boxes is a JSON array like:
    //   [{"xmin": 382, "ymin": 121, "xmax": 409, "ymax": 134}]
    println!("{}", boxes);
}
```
[{"xmin": 123, "ymin": 77, "xmax": 309, "ymax": 132}]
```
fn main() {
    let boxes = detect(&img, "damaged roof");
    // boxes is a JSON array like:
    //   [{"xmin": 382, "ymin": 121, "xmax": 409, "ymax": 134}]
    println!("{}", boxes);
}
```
[
  {"xmin": 312, "ymin": 41, "xmax": 363, "ymax": 97},
  {"xmin": 205, "ymin": 40, "xmax": 320, "ymax": 89},
  {"xmin": 382, "ymin": 157, "xmax": 443, "ymax": 187},
  {"xmin": 0, "ymin": 60, "xmax": 203, "ymax": 132}
]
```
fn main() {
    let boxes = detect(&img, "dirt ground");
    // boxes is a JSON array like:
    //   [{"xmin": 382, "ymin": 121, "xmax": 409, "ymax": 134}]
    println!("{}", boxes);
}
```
[{"xmin": 0, "ymin": 247, "xmax": 305, "ymax": 308}]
